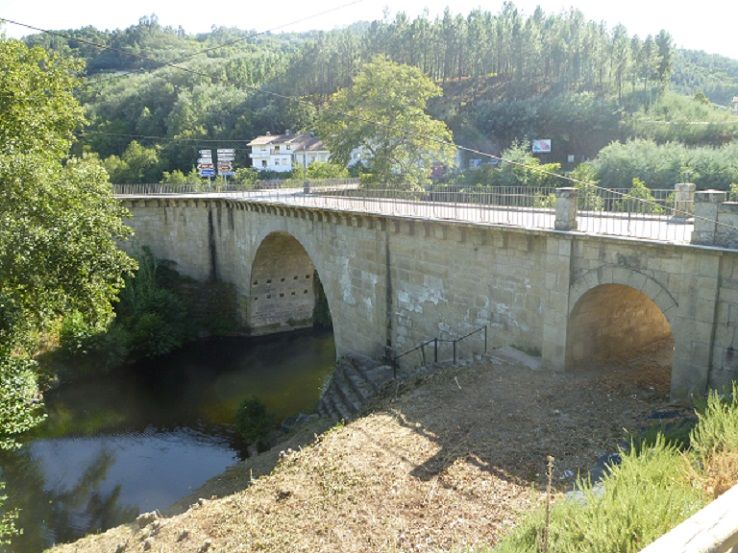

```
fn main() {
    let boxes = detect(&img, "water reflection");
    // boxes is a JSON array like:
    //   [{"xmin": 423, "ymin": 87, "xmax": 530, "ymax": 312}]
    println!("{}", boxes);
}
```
[{"xmin": 1, "ymin": 330, "xmax": 335, "ymax": 553}]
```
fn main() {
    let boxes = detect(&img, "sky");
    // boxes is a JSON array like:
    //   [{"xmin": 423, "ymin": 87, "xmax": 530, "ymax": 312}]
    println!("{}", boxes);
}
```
[{"xmin": 1, "ymin": 0, "xmax": 737, "ymax": 61}]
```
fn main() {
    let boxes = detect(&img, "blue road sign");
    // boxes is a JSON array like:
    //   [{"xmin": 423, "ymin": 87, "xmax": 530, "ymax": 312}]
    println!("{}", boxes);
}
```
[{"xmin": 199, "ymin": 169, "xmax": 216, "ymax": 177}]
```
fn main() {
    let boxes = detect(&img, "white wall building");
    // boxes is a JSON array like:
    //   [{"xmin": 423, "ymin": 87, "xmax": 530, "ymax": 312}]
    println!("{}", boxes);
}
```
[
  {"xmin": 248, "ymin": 133, "xmax": 331, "ymax": 173},
  {"xmin": 732, "ymin": 97, "xmax": 738, "ymax": 113}
]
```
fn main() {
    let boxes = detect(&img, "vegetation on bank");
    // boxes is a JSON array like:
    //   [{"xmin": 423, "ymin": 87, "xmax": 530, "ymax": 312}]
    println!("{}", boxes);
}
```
[
  {"xmin": 0, "ymin": 39, "xmax": 136, "ymax": 543},
  {"xmin": 54, "ymin": 248, "xmax": 239, "ymax": 377},
  {"xmin": 492, "ymin": 384, "xmax": 738, "ymax": 553}
]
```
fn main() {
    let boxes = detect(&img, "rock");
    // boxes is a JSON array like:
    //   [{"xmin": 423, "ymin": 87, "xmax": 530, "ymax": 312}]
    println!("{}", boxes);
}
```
[
  {"xmin": 276, "ymin": 488, "xmax": 292, "ymax": 501},
  {"xmin": 199, "ymin": 539, "xmax": 213, "ymax": 552},
  {"xmin": 177, "ymin": 529, "xmax": 190, "ymax": 542},
  {"xmin": 135, "ymin": 511, "xmax": 159, "ymax": 529},
  {"xmin": 559, "ymin": 469, "xmax": 575, "ymax": 480},
  {"xmin": 142, "ymin": 537, "xmax": 154, "ymax": 551},
  {"xmin": 590, "ymin": 452, "xmax": 622, "ymax": 483},
  {"xmin": 114, "ymin": 544, "xmax": 126, "ymax": 553}
]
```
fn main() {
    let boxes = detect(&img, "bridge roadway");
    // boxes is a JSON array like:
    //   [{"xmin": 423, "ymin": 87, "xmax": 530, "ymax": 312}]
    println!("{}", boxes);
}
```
[{"xmin": 118, "ymin": 187, "xmax": 694, "ymax": 244}]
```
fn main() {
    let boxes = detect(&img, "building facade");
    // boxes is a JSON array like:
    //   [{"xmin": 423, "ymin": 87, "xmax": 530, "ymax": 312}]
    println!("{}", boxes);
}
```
[{"xmin": 248, "ymin": 133, "xmax": 331, "ymax": 173}]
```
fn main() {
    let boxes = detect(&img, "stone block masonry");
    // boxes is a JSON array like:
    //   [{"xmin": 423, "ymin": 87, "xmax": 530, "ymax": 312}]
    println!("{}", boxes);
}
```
[{"xmin": 120, "ymin": 197, "xmax": 738, "ymax": 401}]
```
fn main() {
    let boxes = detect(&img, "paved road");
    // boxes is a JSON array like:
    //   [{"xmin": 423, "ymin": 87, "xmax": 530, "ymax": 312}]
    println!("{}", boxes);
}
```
[{"xmin": 119, "ymin": 189, "xmax": 695, "ymax": 244}]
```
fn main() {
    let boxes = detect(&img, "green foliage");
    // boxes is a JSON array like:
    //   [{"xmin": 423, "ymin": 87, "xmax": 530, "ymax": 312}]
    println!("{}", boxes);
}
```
[
  {"xmin": 616, "ymin": 177, "xmax": 664, "ymax": 214},
  {"xmin": 57, "ymin": 249, "xmax": 240, "ymax": 373},
  {"xmin": 0, "ymin": 483, "xmax": 18, "ymax": 546},
  {"xmin": 113, "ymin": 250, "xmax": 189, "ymax": 359},
  {"xmin": 494, "ymin": 437, "xmax": 706, "ymax": 553},
  {"xmin": 493, "ymin": 141, "xmax": 562, "ymax": 188},
  {"xmin": 0, "ymin": 357, "xmax": 45, "ymax": 451},
  {"xmin": 235, "ymin": 397, "xmax": 274, "ymax": 447},
  {"xmin": 233, "ymin": 167, "xmax": 259, "ymax": 188},
  {"xmin": 23, "ymin": 5, "xmax": 738, "ymax": 181},
  {"xmin": 160, "ymin": 167, "xmax": 202, "ymax": 185},
  {"xmin": 309, "ymin": 161, "xmax": 349, "ymax": 179},
  {"xmin": 0, "ymin": 40, "xmax": 135, "ymax": 513},
  {"xmin": 317, "ymin": 56, "xmax": 455, "ymax": 190},
  {"xmin": 103, "ymin": 140, "xmax": 163, "ymax": 183},
  {"xmin": 570, "ymin": 162, "xmax": 604, "ymax": 210},
  {"xmin": 690, "ymin": 382, "xmax": 738, "ymax": 463},
  {"xmin": 629, "ymin": 91, "xmax": 738, "ymax": 145},
  {"xmin": 592, "ymin": 139, "xmax": 738, "ymax": 190}
]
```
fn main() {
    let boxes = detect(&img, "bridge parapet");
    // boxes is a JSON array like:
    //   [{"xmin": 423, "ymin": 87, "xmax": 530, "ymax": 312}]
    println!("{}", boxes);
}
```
[{"xmin": 691, "ymin": 190, "xmax": 738, "ymax": 248}]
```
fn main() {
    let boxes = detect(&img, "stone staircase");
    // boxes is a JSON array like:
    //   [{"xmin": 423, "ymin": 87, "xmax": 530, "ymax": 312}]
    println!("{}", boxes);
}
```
[{"xmin": 318, "ymin": 354, "xmax": 394, "ymax": 422}]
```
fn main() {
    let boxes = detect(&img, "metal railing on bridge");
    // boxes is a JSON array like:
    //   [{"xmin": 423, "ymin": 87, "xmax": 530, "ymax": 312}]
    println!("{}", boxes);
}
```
[
  {"xmin": 310, "ymin": 185, "xmax": 694, "ymax": 243},
  {"xmin": 115, "ymin": 181, "xmax": 704, "ymax": 245},
  {"xmin": 112, "ymin": 178, "xmax": 360, "ymax": 196}
]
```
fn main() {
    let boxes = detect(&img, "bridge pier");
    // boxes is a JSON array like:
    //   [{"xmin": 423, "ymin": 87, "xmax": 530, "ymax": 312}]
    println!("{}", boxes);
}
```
[{"xmin": 541, "ymin": 235, "xmax": 574, "ymax": 371}]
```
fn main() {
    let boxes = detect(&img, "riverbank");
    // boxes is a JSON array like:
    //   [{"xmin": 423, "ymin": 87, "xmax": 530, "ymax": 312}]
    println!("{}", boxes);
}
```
[{"xmin": 47, "ymin": 353, "xmax": 673, "ymax": 552}]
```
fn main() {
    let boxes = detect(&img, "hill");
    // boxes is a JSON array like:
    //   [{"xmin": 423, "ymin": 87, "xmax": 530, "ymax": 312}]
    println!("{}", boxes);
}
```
[{"xmin": 17, "ymin": 5, "xmax": 738, "ymax": 182}]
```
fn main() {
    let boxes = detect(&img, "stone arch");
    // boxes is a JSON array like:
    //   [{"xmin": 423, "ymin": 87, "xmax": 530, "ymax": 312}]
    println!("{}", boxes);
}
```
[
  {"xmin": 568, "ymin": 265, "xmax": 678, "ymax": 327},
  {"xmin": 566, "ymin": 266, "xmax": 678, "ymax": 374},
  {"xmin": 247, "ymin": 231, "xmax": 335, "ymax": 336},
  {"xmin": 566, "ymin": 283, "xmax": 674, "ymax": 370}
]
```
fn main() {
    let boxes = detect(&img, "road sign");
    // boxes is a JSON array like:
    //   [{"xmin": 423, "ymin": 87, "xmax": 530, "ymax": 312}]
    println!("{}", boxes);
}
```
[
  {"xmin": 218, "ymin": 155, "xmax": 235, "ymax": 162},
  {"xmin": 199, "ymin": 149, "xmax": 212, "ymax": 156},
  {"xmin": 218, "ymin": 162, "xmax": 234, "ymax": 176},
  {"xmin": 217, "ymin": 148, "xmax": 235, "ymax": 155},
  {"xmin": 197, "ymin": 160, "xmax": 213, "ymax": 166},
  {"xmin": 199, "ymin": 168, "xmax": 215, "ymax": 177},
  {"xmin": 197, "ymin": 163, "xmax": 214, "ymax": 169}
]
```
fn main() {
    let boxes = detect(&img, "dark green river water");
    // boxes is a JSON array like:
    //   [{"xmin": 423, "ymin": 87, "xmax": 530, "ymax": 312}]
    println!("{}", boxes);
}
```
[{"xmin": 0, "ymin": 330, "xmax": 335, "ymax": 553}]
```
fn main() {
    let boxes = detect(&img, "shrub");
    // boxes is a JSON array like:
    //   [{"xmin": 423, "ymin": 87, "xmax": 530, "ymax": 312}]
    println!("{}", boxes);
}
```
[
  {"xmin": 690, "ymin": 382, "xmax": 738, "ymax": 497},
  {"xmin": 235, "ymin": 397, "xmax": 274, "ymax": 448},
  {"xmin": 616, "ymin": 177, "xmax": 664, "ymax": 214}
]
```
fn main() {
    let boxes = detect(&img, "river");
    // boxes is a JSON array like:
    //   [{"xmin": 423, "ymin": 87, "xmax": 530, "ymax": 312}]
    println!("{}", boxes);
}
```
[{"xmin": 0, "ymin": 330, "xmax": 335, "ymax": 553}]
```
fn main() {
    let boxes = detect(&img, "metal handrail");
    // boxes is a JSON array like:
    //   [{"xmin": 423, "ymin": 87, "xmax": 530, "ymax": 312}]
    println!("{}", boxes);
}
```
[{"xmin": 391, "ymin": 325, "xmax": 488, "ymax": 378}]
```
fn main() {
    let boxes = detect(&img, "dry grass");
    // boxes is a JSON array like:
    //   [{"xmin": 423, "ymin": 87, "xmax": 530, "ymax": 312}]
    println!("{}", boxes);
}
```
[
  {"xmin": 47, "ymin": 353, "xmax": 673, "ymax": 553},
  {"xmin": 698, "ymin": 449, "xmax": 738, "ymax": 498}
]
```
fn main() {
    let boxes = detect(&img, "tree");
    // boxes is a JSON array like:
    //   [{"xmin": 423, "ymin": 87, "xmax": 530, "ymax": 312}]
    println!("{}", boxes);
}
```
[
  {"xmin": 0, "ymin": 39, "xmax": 135, "ymax": 539},
  {"xmin": 103, "ymin": 140, "xmax": 162, "ymax": 183},
  {"xmin": 316, "ymin": 56, "xmax": 455, "ymax": 189}
]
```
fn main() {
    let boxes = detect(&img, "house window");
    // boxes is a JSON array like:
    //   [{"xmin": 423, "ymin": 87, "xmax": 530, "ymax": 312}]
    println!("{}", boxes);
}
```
[
  {"xmin": 275, "ymin": 159, "xmax": 280, "ymax": 166},
  {"xmin": 274, "ymin": 145, "xmax": 280, "ymax": 153},
  {"xmin": 261, "ymin": 160, "xmax": 267, "ymax": 168}
]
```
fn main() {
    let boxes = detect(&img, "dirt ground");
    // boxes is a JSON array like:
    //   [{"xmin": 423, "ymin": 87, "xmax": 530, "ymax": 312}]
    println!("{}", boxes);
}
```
[{"xmin": 48, "ymin": 346, "xmax": 677, "ymax": 553}]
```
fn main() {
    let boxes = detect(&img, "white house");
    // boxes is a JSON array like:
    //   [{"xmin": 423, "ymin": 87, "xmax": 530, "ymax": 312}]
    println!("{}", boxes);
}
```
[
  {"xmin": 732, "ymin": 97, "xmax": 738, "ymax": 113},
  {"xmin": 248, "ymin": 133, "xmax": 331, "ymax": 173}
]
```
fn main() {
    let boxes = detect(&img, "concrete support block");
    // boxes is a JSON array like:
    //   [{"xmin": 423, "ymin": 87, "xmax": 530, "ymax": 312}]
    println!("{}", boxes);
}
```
[
  {"xmin": 716, "ymin": 202, "xmax": 738, "ymax": 249},
  {"xmin": 692, "ymin": 190, "xmax": 726, "ymax": 245},
  {"xmin": 555, "ymin": 187, "xmax": 578, "ymax": 231}
]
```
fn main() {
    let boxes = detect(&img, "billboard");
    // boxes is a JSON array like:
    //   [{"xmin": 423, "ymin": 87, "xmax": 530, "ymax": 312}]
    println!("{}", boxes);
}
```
[{"xmin": 532, "ymin": 139, "xmax": 552, "ymax": 153}]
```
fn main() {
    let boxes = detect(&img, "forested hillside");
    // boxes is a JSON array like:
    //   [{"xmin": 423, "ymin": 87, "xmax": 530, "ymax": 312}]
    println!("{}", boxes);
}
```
[{"xmin": 19, "ymin": 5, "xmax": 738, "ymax": 184}]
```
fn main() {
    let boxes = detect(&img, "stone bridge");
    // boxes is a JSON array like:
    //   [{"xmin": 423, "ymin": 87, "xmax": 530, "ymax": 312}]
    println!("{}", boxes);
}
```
[{"xmin": 119, "ymin": 189, "xmax": 738, "ymax": 401}]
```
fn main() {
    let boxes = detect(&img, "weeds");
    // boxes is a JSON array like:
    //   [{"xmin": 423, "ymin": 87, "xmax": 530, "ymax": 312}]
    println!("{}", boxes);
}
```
[{"xmin": 493, "ymin": 383, "xmax": 738, "ymax": 553}]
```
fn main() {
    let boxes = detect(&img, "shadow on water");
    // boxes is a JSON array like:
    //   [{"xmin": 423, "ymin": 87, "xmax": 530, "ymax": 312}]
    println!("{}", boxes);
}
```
[{"xmin": 1, "ymin": 329, "xmax": 335, "ymax": 553}]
